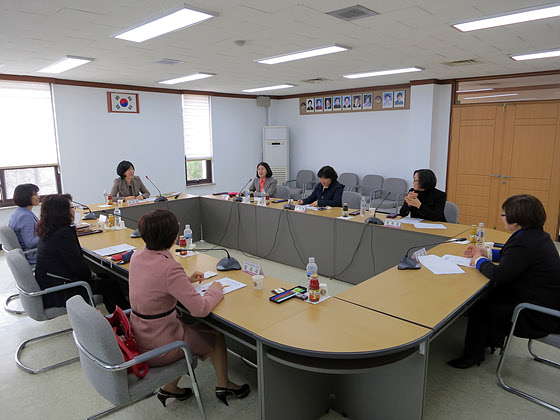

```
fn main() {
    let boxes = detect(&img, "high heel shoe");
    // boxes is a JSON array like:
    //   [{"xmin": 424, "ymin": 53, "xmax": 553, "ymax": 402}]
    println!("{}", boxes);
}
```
[
  {"xmin": 215, "ymin": 384, "xmax": 250, "ymax": 406},
  {"xmin": 157, "ymin": 387, "xmax": 193, "ymax": 407},
  {"xmin": 447, "ymin": 355, "xmax": 485, "ymax": 369}
]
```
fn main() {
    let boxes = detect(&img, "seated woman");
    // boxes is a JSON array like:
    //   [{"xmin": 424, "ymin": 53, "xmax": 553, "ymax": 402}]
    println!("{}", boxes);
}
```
[
  {"xmin": 448, "ymin": 194, "xmax": 560, "ymax": 369},
  {"xmin": 110, "ymin": 160, "xmax": 150, "ymax": 201},
  {"xmin": 128, "ymin": 209, "xmax": 249, "ymax": 407},
  {"xmin": 297, "ymin": 165, "xmax": 344, "ymax": 207},
  {"xmin": 8, "ymin": 183, "xmax": 40, "ymax": 264},
  {"xmin": 35, "ymin": 194, "xmax": 130, "ymax": 311},
  {"xmin": 248, "ymin": 161, "xmax": 277, "ymax": 197},
  {"xmin": 399, "ymin": 169, "xmax": 446, "ymax": 222}
]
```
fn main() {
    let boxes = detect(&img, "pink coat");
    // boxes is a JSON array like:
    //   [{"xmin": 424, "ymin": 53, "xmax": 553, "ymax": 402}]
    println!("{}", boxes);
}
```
[{"xmin": 129, "ymin": 247, "xmax": 223, "ymax": 366}]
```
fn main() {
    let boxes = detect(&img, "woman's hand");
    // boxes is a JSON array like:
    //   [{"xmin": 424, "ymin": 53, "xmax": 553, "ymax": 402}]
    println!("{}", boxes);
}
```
[
  {"xmin": 464, "ymin": 245, "xmax": 486, "ymax": 258},
  {"xmin": 297, "ymin": 200, "xmax": 303, "ymax": 205},
  {"xmin": 189, "ymin": 271, "xmax": 205, "ymax": 284},
  {"xmin": 125, "ymin": 195, "xmax": 136, "ymax": 201},
  {"xmin": 404, "ymin": 191, "xmax": 421, "ymax": 208},
  {"xmin": 309, "ymin": 201, "xmax": 318, "ymax": 207},
  {"xmin": 136, "ymin": 194, "xmax": 144, "ymax": 200},
  {"xmin": 209, "ymin": 281, "xmax": 225, "ymax": 292}
]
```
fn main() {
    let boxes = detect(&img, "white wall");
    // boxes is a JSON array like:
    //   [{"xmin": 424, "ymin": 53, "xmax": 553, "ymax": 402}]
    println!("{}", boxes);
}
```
[{"xmin": 269, "ymin": 84, "xmax": 452, "ymax": 192}]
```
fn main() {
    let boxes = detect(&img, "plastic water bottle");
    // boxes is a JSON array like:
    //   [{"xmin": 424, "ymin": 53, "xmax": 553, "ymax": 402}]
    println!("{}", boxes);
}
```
[
  {"xmin": 306, "ymin": 257, "xmax": 318, "ymax": 288},
  {"xmin": 184, "ymin": 224, "xmax": 193, "ymax": 249},
  {"xmin": 360, "ymin": 197, "xmax": 367, "ymax": 216},
  {"xmin": 114, "ymin": 207, "xmax": 121, "ymax": 226},
  {"xmin": 476, "ymin": 222, "xmax": 486, "ymax": 246},
  {"xmin": 103, "ymin": 190, "xmax": 108, "ymax": 205}
]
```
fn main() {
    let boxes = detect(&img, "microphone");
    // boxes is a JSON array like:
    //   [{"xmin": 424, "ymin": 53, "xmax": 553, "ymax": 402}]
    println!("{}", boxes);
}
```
[
  {"xmin": 145, "ymin": 176, "xmax": 167, "ymax": 202},
  {"xmin": 73, "ymin": 200, "xmax": 98, "ymax": 220},
  {"xmin": 283, "ymin": 198, "xmax": 295, "ymax": 210},
  {"xmin": 182, "ymin": 248, "xmax": 241, "ymax": 271},
  {"xmin": 365, "ymin": 192, "xmax": 391, "ymax": 224},
  {"xmin": 233, "ymin": 179, "xmax": 253, "ymax": 202},
  {"xmin": 398, "ymin": 237, "xmax": 467, "ymax": 270},
  {"xmin": 101, "ymin": 210, "xmax": 141, "ymax": 238}
]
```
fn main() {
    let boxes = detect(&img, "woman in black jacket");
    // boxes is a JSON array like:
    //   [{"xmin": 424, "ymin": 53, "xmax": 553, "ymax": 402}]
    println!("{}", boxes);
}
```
[
  {"xmin": 448, "ymin": 194, "xmax": 560, "ymax": 368},
  {"xmin": 399, "ymin": 169, "xmax": 446, "ymax": 222},
  {"xmin": 35, "ymin": 194, "xmax": 129, "ymax": 311}
]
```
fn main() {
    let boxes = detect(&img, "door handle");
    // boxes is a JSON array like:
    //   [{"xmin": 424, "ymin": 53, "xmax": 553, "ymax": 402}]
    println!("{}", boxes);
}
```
[
  {"xmin": 502, "ymin": 175, "xmax": 511, "ymax": 179},
  {"xmin": 489, "ymin": 174, "xmax": 501, "ymax": 178}
]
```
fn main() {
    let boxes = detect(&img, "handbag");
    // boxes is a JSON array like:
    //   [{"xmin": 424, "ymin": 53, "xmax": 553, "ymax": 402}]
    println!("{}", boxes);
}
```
[{"xmin": 104, "ymin": 306, "xmax": 149, "ymax": 378}]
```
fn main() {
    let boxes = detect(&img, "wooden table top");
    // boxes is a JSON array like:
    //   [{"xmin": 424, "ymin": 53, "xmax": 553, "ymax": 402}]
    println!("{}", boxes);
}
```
[{"xmin": 88, "ymin": 193, "xmax": 197, "ymax": 212}]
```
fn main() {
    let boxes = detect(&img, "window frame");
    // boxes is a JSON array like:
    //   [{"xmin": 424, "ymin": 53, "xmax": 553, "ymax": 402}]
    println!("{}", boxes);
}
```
[{"xmin": 0, "ymin": 164, "xmax": 62, "ymax": 207}]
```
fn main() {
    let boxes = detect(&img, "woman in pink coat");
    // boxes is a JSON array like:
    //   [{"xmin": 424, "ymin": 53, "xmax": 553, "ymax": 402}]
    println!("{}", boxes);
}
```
[{"xmin": 129, "ymin": 209, "xmax": 249, "ymax": 407}]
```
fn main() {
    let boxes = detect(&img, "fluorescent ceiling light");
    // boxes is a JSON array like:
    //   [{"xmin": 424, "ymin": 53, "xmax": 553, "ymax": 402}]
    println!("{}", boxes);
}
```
[
  {"xmin": 342, "ymin": 67, "xmax": 422, "ymax": 79},
  {"xmin": 256, "ymin": 45, "xmax": 349, "ymax": 65},
  {"xmin": 511, "ymin": 49, "xmax": 560, "ymax": 61},
  {"xmin": 456, "ymin": 88, "xmax": 494, "ymax": 93},
  {"xmin": 462, "ymin": 93, "xmax": 518, "ymax": 100},
  {"xmin": 453, "ymin": 4, "xmax": 560, "ymax": 32},
  {"xmin": 37, "ymin": 56, "xmax": 93, "ymax": 74},
  {"xmin": 159, "ymin": 73, "xmax": 215, "ymax": 84},
  {"xmin": 115, "ymin": 7, "xmax": 215, "ymax": 42},
  {"xmin": 242, "ymin": 84, "xmax": 295, "ymax": 93}
]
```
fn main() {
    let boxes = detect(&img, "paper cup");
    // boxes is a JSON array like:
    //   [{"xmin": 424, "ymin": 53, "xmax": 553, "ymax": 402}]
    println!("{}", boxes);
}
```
[
  {"xmin": 319, "ymin": 283, "xmax": 328, "ymax": 297},
  {"xmin": 252, "ymin": 275, "xmax": 264, "ymax": 290},
  {"xmin": 117, "ymin": 199, "xmax": 124, "ymax": 207}
]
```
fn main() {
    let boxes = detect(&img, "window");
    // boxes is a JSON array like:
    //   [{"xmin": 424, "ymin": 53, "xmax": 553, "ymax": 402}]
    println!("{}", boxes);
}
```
[
  {"xmin": 0, "ymin": 80, "xmax": 61, "ymax": 206},
  {"xmin": 182, "ymin": 94, "xmax": 213, "ymax": 185}
]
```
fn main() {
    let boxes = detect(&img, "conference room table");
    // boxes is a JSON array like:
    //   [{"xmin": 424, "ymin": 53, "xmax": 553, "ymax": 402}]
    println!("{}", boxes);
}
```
[{"xmin": 78, "ymin": 194, "xmax": 512, "ymax": 419}]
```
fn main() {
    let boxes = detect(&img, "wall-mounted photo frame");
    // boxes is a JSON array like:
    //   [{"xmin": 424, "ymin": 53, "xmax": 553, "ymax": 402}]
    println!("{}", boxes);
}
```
[
  {"xmin": 363, "ymin": 94, "xmax": 372, "ymax": 109},
  {"xmin": 306, "ymin": 98, "xmax": 314, "ymax": 112},
  {"xmin": 342, "ymin": 95, "xmax": 352, "ymax": 110},
  {"xmin": 333, "ymin": 96, "xmax": 342, "ymax": 111},
  {"xmin": 107, "ymin": 92, "xmax": 139, "ymax": 113},
  {"xmin": 315, "ymin": 98, "xmax": 323, "ymax": 112},
  {"xmin": 394, "ymin": 91, "xmax": 405, "ymax": 108},
  {"xmin": 382, "ymin": 92, "xmax": 393, "ymax": 109},
  {"xmin": 352, "ymin": 94, "xmax": 362, "ymax": 110},
  {"xmin": 324, "ymin": 97, "xmax": 332, "ymax": 112}
]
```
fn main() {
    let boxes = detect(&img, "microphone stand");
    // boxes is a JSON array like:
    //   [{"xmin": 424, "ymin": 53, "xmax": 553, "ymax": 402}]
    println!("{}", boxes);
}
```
[
  {"xmin": 365, "ymin": 192, "xmax": 390, "ymax": 224},
  {"xmin": 398, "ymin": 238, "xmax": 467, "ymax": 270},
  {"xmin": 73, "ymin": 200, "xmax": 98, "ymax": 220},
  {"xmin": 185, "ymin": 248, "xmax": 241, "ymax": 271},
  {"xmin": 145, "ymin": 176, "xmax": 168, "ymax": 202},
  {"xmin": 233, "ymin": 179, "xmax": 253, "ymax": 202}
]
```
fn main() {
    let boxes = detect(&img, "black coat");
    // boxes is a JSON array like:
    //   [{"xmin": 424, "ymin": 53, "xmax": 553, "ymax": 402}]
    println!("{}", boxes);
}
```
[
  {"xmin": 302, "ymin": 180, "xmax": 345, "ymax": 207},
  {"xmin": 35, "ymin": 226, "xmax": 92, "ymax": 308},
  {"xmin": 399, "ymin": 188, "xmax": 447, "ymax": 222},
  {"xmin": 480, "ymin": 228, "xmax": 560, "ymax": 337}
]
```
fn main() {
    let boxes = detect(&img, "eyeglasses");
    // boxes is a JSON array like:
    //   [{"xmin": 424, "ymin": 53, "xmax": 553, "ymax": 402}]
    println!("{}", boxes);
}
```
[
  {"xmin": 70, "ymin": 205, "xmax": 76, "ymax": 210},
  {"xmin": 500, "ymin": 213, "xmax": 506, "ymax": 217},
  {"xmin": 413, "ymin": 179, "xmax": 419, "ymax": 182}
]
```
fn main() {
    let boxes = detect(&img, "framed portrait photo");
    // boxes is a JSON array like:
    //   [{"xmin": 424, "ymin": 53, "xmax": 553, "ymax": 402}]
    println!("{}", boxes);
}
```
[
  {"xmin": 305, "ymin": 98, "xmax": 314, "ymax": 112},
  {"xmin": 342, "ymin": 95, "xmax": 352, "ymax": 110},
  {"xmin": 107, "ymin": 92, "xmax": 139, "ymax": 113},
  {"xmin": 363, "ymin": 94, "xmax": 372, "ymax": 109},
  {"xmin": 324, "ymin": 97, "xmax": 332, "ymax": 112},
  {"xmin": 382, "ymin": 92, "xmax": 393, "ymax": 109},
  {"xmin": 394, "ymin": 91, "xmax": 405, "ymax": 107},
  {"xmin": 315, "ymin": 98, "xmax": 323, "ymax": 112},
  {"xmin": 352, "ymin": 94, "xmax": 362, "ymax": 110},
  {"xmin": 333, "ymin": 96, "xmax": 342, "ymax": 111}
]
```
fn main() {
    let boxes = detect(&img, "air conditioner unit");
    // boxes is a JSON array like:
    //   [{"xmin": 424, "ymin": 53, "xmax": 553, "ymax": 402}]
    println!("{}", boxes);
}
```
[{"xmin": 263, "ymin": 126, "xmax": 289, "ymax": 185}]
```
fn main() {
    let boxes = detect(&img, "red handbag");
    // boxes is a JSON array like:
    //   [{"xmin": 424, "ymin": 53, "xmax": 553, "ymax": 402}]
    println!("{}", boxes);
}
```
[{"xmin": 104, "ymin": 306, "xmax": 149, "ymax": 378}]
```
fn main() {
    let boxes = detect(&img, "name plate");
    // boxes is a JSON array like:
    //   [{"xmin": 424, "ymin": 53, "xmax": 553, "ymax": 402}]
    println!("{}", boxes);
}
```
[
  {"xmin": 221, "ymin": 194, "xmax": 230, "ymax": 200},
  {"xmin": 127, "ymin": 199, "xmax": 139, "ymax": 206},
  {"xmin": 243, "ymin": 261, "xmax": 263, "ymax": 275},
  {"xmin": 294, "ymin": 205, "xmax": 307, "ymax": 213},
  {"xmin": 412, "ymin": 248, "xmax": 427, "ymax": 262},
  {"xmin": 384, "ymin": 219, "xmax": 402, "ymax": 228}
]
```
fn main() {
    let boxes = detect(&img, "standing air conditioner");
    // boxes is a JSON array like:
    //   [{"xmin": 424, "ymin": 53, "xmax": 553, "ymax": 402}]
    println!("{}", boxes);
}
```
[{"xmin": 263, "ymin": 126, "xmax": 289, "ymax": 185}]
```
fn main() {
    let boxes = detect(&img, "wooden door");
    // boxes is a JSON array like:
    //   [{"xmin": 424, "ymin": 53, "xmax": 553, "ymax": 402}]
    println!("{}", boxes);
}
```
[{"xmin": 447, "ymin": 102, "xmax": 560, "ymax": 238}]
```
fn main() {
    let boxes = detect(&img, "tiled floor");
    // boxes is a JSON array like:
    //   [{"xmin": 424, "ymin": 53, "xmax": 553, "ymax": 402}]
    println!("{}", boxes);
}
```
[{"xmin": 1, "ymin": 242, "xmax": 559, "ymax": 419}]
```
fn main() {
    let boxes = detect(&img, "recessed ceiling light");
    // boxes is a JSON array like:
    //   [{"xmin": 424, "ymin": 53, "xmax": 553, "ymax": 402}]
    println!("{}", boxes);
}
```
[
  {"xmin": 453, "ymin": 4, "xmax": 560, "ymax": 32},
  {"xmin": 114, "ymin": 6, "xmax": 216, "ymax": 42},
  {"xmin": 255, "ymin": 45, "xmax": 349, "ymax": 65},
  {"xmin": 342, "ymin": 67, "xmax": 422, "ymax": 79},
  {"xmin": 462, "ymin": 93, "xmax": 518, "ymax": 100},
  {"xmin": 511, "ymin": 49, "xmax": 560, "ymax": 61},
  {"xmin": 242, "ymin": 84, "xmax": 295, "ymax": 93},
  {"xmin": 37, "ymin": 56, "xmax": 93, "ymax": 74},
  {"xmin": 159, "ymin": 73, "xmax": 215, "ymax": 84}
]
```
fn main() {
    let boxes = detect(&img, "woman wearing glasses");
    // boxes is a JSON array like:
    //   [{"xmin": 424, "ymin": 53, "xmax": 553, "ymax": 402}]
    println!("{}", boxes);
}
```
[
  {"xmin": 399, "ymin": 169, "xmax": 446, "ymax": 222},
  {"xmin": 8, "ymin": 183, "xmax": 40, "ymax": 263},
  {"xmin": 34, "ymin": 194, "xmax": 129, "ymax": 311}
]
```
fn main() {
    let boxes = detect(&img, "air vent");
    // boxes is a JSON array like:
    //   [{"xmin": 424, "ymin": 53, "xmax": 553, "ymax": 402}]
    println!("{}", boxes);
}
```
[
  {"xmin": 301, "ymin": 77, "xmax": 331, "ymax": 84},
  {"xmin": 154, "ymin": 58, "xmax": 184, "ymax": 65},
  {"xmin": 442, "ymin": 59, "xmax": 481, "ymax": 67},
  {"xmin": 326, "ymin": 5, "xmax": 379, "ymax": 21}
]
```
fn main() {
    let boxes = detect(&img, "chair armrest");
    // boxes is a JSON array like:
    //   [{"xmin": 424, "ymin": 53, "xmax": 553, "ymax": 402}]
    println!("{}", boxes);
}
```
[
  {"xmin": 396, "ymin": 192, "xmax": 406, "ymax": 205},
  {"xmin": 284, "ymin": 179, "xmax": 296, "ymax": 187},
  {"xmin": 370, "ymin": 189, "xmax": 383, "ymax": 201},
  {"xmin": 17, "ymin": 277, "xmax": 94, "ymax": 306},
  {"xmin": 512, "ymin": 302, "xmax": 560, "ymax": 322},
  {"xmin": 22, "ymin": 247, "xmax": 38, "ymax": 255},
  {"xmin": 348, "ymin": 185, "xmax": 360, "ymax": 192}
]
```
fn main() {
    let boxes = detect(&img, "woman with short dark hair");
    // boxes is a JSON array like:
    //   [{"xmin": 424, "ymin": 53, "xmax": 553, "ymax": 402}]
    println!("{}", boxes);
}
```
[
  {"xmin": 297, "ymin": 165, "xmax": 344, "ymax": 207},
  {"xmin": 449, "ymin": 194, "xmax": 560, "ymax": 369},
  {"xmin": 35, "ymin": 194, "xmax": 129, "ymax": 311},
  {"xmin": 8, "ymin": 183, "xmax": 40, "ymax": 263},
  {"xmin": 248, "ymin": 161, "xmax": 277, "ymax": 197},
  {"xmin": 109, "ymin": 160, "xmax": 150, "ymax": 201},
  {"xmin": 399, "ymin": 169, "xmax": 446, "ymax": 222},
  {"xmin": 129, "ymin": 209, "xmax": 249, "ymax": 407}
]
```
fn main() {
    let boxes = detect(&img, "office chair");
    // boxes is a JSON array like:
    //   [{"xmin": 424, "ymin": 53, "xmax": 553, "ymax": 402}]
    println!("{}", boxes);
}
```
[
  {"xmin": 496, "ymin": 302, "xmax": 560, "ymax": 413},
  {"xmin": 358, "ymin": 175, "xmax": 384, "ymax": 204},
  {"xmin": 0, "ymin": 224, "xmax": 37, "ymax": 314},
  {"xmin": 66, "ymin": 295, "xmax": 206, "ymax": 420},
  {"xmin": 338, "ymin": 173, "xmax": 359, "ymax": 191},
  {"xmin": 5, "ymin": 248, "xmax": 99, "ymax": 374},
  {"xmin": 342, "ymin": 191, "xmax": 363, "ymax": 210},
  {"xmin": 444, "ymin": 202, "xmax": 459, "ymax": 224},
  {"xmin": 370, "ymin": 178, "xmax": 408, "ymax": 213},
  {"xmin": 284, "ymin": 170, "xmax": 315, "ymax": 199}
]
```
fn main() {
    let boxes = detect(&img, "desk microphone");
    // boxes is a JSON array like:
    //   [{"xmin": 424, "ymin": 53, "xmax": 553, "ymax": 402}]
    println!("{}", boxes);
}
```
[
  {"xmin": 189, "ymin": 248, "xmax": 241, "ymax": 271},
  {"xmin": 145, "ymin": 176, "xmax": 168, "ymax": 202},
  {"xmin": 73, "ymin": 200, "xmax": 98, "ymax": 220},
  {"xmin": 365, "ymin": 192, "xmax": 390, "ymax": 224},
  {"xmin": 233, "ymin": 179, "xmax": 252, "ymax": 202},
  {"xmin": 283, "ymin": 199, "xmax": 295, "ymax": 210},
  {"xmin": 101, "ymin": 210, "xmax": 141, "ymax": 238},
  {"xmin": 398, "ymin": 237, "xmax": 467, "ymax": 270}
]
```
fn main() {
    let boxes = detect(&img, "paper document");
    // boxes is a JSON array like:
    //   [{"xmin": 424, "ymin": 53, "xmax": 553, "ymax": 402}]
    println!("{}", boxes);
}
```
[
  {"xmin": 417, "ymin": 254, "xmax": 465, "ymax": 275},
  {"xmin": 195, "ymin": 277, "xmax": 246, "ymax": 296},
  {"xmin": 441, "ymin": 254, "xmax": 475, "ymax": 268},
  {"xmin": 337, "ymin": 216, "xmax": 354, "ymax": 220},
  {"xmin": 400, "ymin": 217, "xmax": 423, "ymax": 224},
  {"xmin": 93, "ymin": 244, "xmax": 135, "ymax": 256},
  {"xmin": 414, "ymin": 222, "xmax": 447, "ymax": 229}
]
